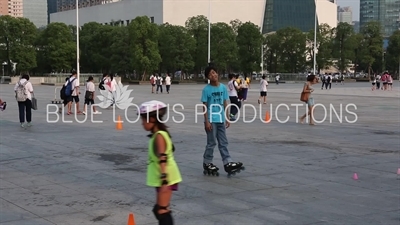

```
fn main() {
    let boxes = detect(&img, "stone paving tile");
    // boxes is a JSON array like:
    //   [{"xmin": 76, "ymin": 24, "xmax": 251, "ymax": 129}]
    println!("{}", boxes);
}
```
[{"xmin": 0, "ymin": 83, "xmax": 399, "ymax": 225}]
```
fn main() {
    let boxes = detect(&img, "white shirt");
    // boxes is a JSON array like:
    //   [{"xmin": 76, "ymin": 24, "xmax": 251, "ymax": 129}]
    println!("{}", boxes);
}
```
[
  {"xmin": 86, "ymin": 81, "xmax": 95, "ymax": 92},
  {"xmin": 165, "ymin": 76, "xmax": 171, "ymax": 85},
  {"xmin": 104, "ymin": 78, "xmax": 117, "ymax": 92},
  {"xmin": 228, "ymin": 80, "xmax": 239, "ymax": 97},
  {"xmin": 275, "ymin": 75, "xmax": 280, "ymax": 81},
  {"xmin": 260, "ymin": 79, "xmax": 268, "ymax": 92},
  {"xmin": 64, "ymin": 76, "xmax": 79, "ymax": 96},
  {"xmin": 14, "ymin": 78, "xmax": 33, "ymax": 100},
  {"xmin": 150, "ymin": 75, "xmax": 156, "ymax": 84}
]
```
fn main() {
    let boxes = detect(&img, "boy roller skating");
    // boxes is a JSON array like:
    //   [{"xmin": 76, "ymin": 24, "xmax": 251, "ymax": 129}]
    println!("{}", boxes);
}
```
[{"xmin": 200, "ymin": 64, "xmax": 245, "ymax": 177}]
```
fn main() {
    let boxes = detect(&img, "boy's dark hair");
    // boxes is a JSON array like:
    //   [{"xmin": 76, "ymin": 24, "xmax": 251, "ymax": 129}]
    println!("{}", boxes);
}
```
[
  {"xmin": 102, "ymin": 73, "xmax": 108, "ymax": 78},
  {"xmin": 307, "ymin": 75, "xmax": 316, "ymax": 82},
  {"xmin": 72, "ymin": 71, "xmax": 77, "ymax": 76},
  {"xmin": 228, "ymin": 74, "xmax": 236, "ymax": 79},
  {"xmin": 262, "ymin": 75, "xmax": 266, "ymax": 79},
  {"xmin": 87, "ymin": 76, "xmax": 94, "ymax": 82},
  {"xmin": 205, "ymin": 65, "xmax": 217, "ymax": 78},
  {"xmin": 22, "ymin": 74, "xmax": 30, "ymax": 80},
  {"xmin": 65, "ymin": 77, "xmax": 69, "ymax": 81}
]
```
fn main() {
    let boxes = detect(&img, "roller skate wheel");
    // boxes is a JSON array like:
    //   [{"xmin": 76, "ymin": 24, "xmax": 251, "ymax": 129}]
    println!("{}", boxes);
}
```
[{"xmin": 203, "ymin": 170, "xmax": 207, "ymax": 175}]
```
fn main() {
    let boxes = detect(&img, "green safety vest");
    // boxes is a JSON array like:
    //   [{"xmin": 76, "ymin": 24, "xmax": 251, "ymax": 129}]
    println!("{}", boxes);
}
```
[{"xmin": 147, "ymin": 131, "xmax": 182, "ymax": 187}]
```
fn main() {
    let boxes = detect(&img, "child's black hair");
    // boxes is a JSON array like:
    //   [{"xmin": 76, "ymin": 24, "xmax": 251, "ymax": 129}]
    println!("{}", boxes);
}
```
[
  {"xmin": 142, "ymin": 112, "xmax": 175, "ymax": 151},
  {"xmin": 205, "ymin": 64, "xmax": 217, "ymax": 78}
]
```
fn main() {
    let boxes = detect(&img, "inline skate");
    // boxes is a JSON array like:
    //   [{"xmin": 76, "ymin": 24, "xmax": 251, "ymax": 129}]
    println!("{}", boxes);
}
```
[
  {"xmin": 224, "ymin": 162, "xmax": 245, "ymax": 177},
  {"xmin": 203, "ymin": 163, "xmax": 219, "ymax": 176}
]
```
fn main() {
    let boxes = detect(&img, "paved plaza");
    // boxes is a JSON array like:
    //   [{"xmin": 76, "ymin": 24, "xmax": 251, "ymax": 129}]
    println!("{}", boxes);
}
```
[{"xmin": 0, "ymin": 81, "xmax": 399, "ymax": 225}]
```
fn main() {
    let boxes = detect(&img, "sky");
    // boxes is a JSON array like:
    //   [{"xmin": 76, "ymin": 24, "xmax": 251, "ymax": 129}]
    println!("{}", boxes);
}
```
[{"xmin": 337, "ymin": 0, "xmax": 360, "ymax": 21}]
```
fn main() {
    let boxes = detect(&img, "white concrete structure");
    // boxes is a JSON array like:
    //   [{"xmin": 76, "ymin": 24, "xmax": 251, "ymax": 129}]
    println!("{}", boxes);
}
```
[
  {"xmin": 50, "ymin": 0, "xmax": 336, "ymax": 30},
  {"xmin": 51, "ymin": 0, "xmax": 265, "ymax": 27},
  {"xmin": 315, "ymin": 0, "xmax": 337, "ymax": 29}
]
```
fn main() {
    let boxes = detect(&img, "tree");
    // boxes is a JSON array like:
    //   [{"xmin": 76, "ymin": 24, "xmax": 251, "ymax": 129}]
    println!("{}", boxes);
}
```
[
  {"xmin": 277, "ymin": 27, "xmax": 307, "ymax": 73},
  {"xmin": 306, "ymin": 24, "xmax": 333, "ymax": 73},
  {"xmin": 236, "ymin": 22, "xmax": 262, "ymax": 75},
  {"xmin": 185, "ymin": 15, "xmax": 209, "ymax": 75},
  {"xmin": 128, "ymin": 16, "xmax": 161, "ymax": 80},
  {"xmin": 386, "ymin": 30, "xmax": 400, "ymax": 76},
  {"xmin": 158, "ymin": 23, "xmax": 195, "ymax": 77},
  {"xmin": 80, "ymin": 22, "xmax": 116, "ymax": 72},
  {"xmin": 210, "ymin": 22, "xmax": 237, "ymax": 73},
  {"xmin": 109, "ymin": 26, "xmax": 133, "ymax": 75},
  {"xmin": 0, "ymin": 16, "xmax": 37, "ymax": 74},
  {"xmin": 358, "ymin": 21, "xmax": 383, "ymax": 75},
  {"xmin": 332, "ymin": 22, "xmax": 356, "ymax": 73},
  {"xmin": 36, "ymin": 22, "xmax": 76, "ymax": 73},
  {"xmin": 229, "ymin": 19, "xmax": 242, "ymax": 35},
  {"xmin": 264, "ymin": 33, "xmax": 281, "ymax": 73}
]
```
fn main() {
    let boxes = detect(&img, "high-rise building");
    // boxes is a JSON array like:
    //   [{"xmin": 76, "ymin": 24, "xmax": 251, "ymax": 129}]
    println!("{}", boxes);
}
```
[
  {"xmin": 262, "ymin": 0, "xmax": 337, "ymax": 34},
  {"xmin": 47, "ymin": 0, "xmax": 57, "ymax": 23},
  {"xmin": 339, "ymin": 7, "xmax": 353, "ymax": 24},
  {"xmin": 2, "ymin": 0, "xmax": 23, "ymax": 17},
  {"xmin": 56, "ymin": 0, "xmax": 120, "ymax": 12},
  {"xmin": 23, "ymin": 0, "xmax": 47, "ymax": 27},
  {"xmin": 0, "ymin": 0, "xmax": 8, "ymax": 15},
  {"xmin": 360, "ymin": 0, "xmax": 400, "ymax": 37}
]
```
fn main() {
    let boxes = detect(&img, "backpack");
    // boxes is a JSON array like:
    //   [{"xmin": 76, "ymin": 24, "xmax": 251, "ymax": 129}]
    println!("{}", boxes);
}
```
[
  {"xmin": 99, "ymin": 79, "xmax": 105, "ymax": 90},
  {"xmin": 156, "ymin": 78, "xmax": 161, "ymax": 85},
  {"xmin": 60, "ymin": 85, "xmax": 66, "ymax": 100},
  {"xmin": 65, "ymin": 78, "xmax": 76, "ymax": 97},
  {"xmin": 327, "ymin": 76, "xmax": 331, "ymax": 82},
  {"xmin": 150, "ymin": 76, "xmax": 155, "ymax": 84},
  {"xmin": 16, "ymin": 81, "xmax": 28, "ymax": 102}
]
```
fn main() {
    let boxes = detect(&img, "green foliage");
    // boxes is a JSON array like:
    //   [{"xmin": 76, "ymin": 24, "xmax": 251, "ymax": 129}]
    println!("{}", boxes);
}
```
[
  {"xmin": 237, "ymin": 22, "xmax": 262, "ymax": 74},
  {"xmin": 36, "ymin": 22, "xmax": 76, "ymax": 73},
  {"xmin": 386, "ymin": 30, "xmax": 400, "ymax": 73},
  {"xmin": 158, "ymin": 24, "xmax": 195, "ymax": 76},
  {"xmin": 0, "ymin": 16, "xmax": 37, "ymax": 74},
  {"xmin": 129, "ymin": 16, "xmax": 161, "ymax": 79},
  {"xmin": 1, "ymin": 14, "xmax": 397, "ymax": 76}
]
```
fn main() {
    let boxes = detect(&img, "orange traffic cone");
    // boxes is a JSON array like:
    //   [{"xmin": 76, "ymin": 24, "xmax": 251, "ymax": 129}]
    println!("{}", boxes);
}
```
[
  {"xmin": 127, "ymin": 213, "xmax": 135, "ymax": 225},
  {"xmin": 116, "ymin": 115, "xmax": 123, "ymax": 130},
  {"xmin": 264, "ymin": 111, "xmax": 271, "ymax": 123}
]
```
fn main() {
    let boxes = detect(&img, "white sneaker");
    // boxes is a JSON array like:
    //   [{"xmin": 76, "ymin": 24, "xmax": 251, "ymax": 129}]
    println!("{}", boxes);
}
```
[
  {"xmin": 27, "ymin": 122, "xmax": 32, "ymax": 127},
  {"xmin": 93, "ymin": 111, "xmax": 101, "ymax": 115},
  {"xmin": 82, "ymin": 111, "xmax": 86, "ymax": 115},
  {"xmin": 20, "ymin": 123, "xmax": 26, "ymax": 128}
]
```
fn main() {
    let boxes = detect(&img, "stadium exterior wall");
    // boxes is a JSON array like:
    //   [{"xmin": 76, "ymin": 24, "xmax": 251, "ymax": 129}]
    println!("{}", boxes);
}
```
[{"xmin": 50, "ymin": 0, "xmax": 266, "ymax": 27}]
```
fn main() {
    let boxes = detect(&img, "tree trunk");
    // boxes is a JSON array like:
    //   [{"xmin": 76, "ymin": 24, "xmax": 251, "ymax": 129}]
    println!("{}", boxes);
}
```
[{"xmin": 141, "ymin": 70, "xmax": 146, "ymax": 81}]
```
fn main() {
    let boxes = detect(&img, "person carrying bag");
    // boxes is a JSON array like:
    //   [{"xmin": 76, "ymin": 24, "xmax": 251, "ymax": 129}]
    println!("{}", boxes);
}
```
[{"xmin": 14, "ymin": 74, "xmax": 34, "ymax": 128}]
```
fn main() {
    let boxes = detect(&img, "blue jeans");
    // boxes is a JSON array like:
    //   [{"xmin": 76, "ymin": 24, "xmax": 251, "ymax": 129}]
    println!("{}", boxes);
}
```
[{"xmin": 204, "ymin": 123, "xmax": 232, "ymax": 165}]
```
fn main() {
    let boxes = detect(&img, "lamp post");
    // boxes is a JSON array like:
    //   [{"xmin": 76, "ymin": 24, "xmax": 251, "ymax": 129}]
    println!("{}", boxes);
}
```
[
  {"xmin": 76, "ymin": 0, "xmax": 80, "ymax": 84},
  {"xmin": 313, "ymin": 6, "xmax": 317, "ymax": 75},
  {"xmin": 207, "ymin": 0, "xmax": 211, "ymax": 64},
  {"xmin": 1, "ymin": 62, "xmax": 7, "ymax": 83}
]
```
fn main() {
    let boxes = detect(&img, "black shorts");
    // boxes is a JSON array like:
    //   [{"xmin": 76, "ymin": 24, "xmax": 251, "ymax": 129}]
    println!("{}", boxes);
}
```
[
  {"xmin": 67, "ymin": 96, "xmax": 79, "ymax": 103},
  {"xmin": 383, "ymin": 82, "xmax": 388, "ymax": 85},
  {"xmin": 260, "ymin": 91, "xmax": 267, "ymax": 97},
  {"xmin": 84, "ymin": 98, "xmax": 94, "ymax": 105},
  {"xmin": 388, "ymin": 83, "xmax": 392, "ymax": 85},
  {"xmin": 151, "ymin": 84, "xmax": 155, "ymax": 87},
  {"xmin": 372, "ymin": 83, "xmax": 376, "ymax": 85}
]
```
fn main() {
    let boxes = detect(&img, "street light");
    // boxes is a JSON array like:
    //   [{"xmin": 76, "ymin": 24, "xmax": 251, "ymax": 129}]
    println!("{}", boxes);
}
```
[
  {"xmin": 2, "ymin": 61, "xmax": 7, "ymax": 82},
  {"xmin": 313, "ymin": 3, "xmax": 318, "ymax": 75},
  {"xmin": 76, "ymin": 0, "xmax": 80, "ymax": 84},
  {"xmin": 207, "ymin": 0, "xmax": 211, "ymax": 64}
]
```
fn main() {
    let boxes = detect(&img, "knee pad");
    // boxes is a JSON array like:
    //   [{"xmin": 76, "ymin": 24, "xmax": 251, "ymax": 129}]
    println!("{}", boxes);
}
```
[{"xmin": 152, "ymin": 204, "xmax": 173, "ymax": 225}]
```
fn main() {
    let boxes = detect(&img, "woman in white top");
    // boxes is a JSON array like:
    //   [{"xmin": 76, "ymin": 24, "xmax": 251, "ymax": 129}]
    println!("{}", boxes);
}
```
[
  {"xmin": 165, "ymin": 74, "xmax": 171, "ymax": 94},
  {"xmin": 105, "ymin": 74, "xmax": 118, "ymax": 107},
  {"xmin": 83, "ymin": 76, "xmax": 100, "ymax": 115},
  {"xmin": 227, "ymin": 74, "xmax": 241, "ymax": 120},
  {"xmin": 258, "ymin": 75, "xmax": 268, "ymax": 104},
  {"xmin": 387, "ymin": 74, "xmax": 393, "ymax": 91},
  {"xmin": 14, "ymin": 74, "xmax": 34, "ymax": 128}
]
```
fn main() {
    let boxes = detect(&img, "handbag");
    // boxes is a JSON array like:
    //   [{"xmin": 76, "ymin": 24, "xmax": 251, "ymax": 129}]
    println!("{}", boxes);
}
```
[
  {"xmin": 300, "ymin": 91, "xmax": 310, "ymax": 103},
  {"xmin": 31, "ymin": 93, "xmax": 38, "ymax": 110},
  {"xmin": 85, "ymin": 91, "xmax": 93, "ymax": 100}
]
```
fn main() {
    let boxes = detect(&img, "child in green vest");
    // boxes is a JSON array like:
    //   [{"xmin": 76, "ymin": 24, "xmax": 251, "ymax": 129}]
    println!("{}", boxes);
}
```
[{"xmin": 139, "ymin": 100, "xmax": 182, "ymax": 225}]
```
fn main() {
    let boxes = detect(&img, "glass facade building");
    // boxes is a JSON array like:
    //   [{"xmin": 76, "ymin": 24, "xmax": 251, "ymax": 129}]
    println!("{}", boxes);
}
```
[
  {"xmin": 23, "ymin": 0, "xmax": 47, "ymax": 27},
  {"xmin": 262, "ymin": 0, "xmax": 317, "ymax": 34},
  {"xmin": 47, "ymin": 0, "xmax": 57, "ymax": 24},
  {"xmin": 360, "ymin": 0, "xmax": 400, "ymax": 37}
]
